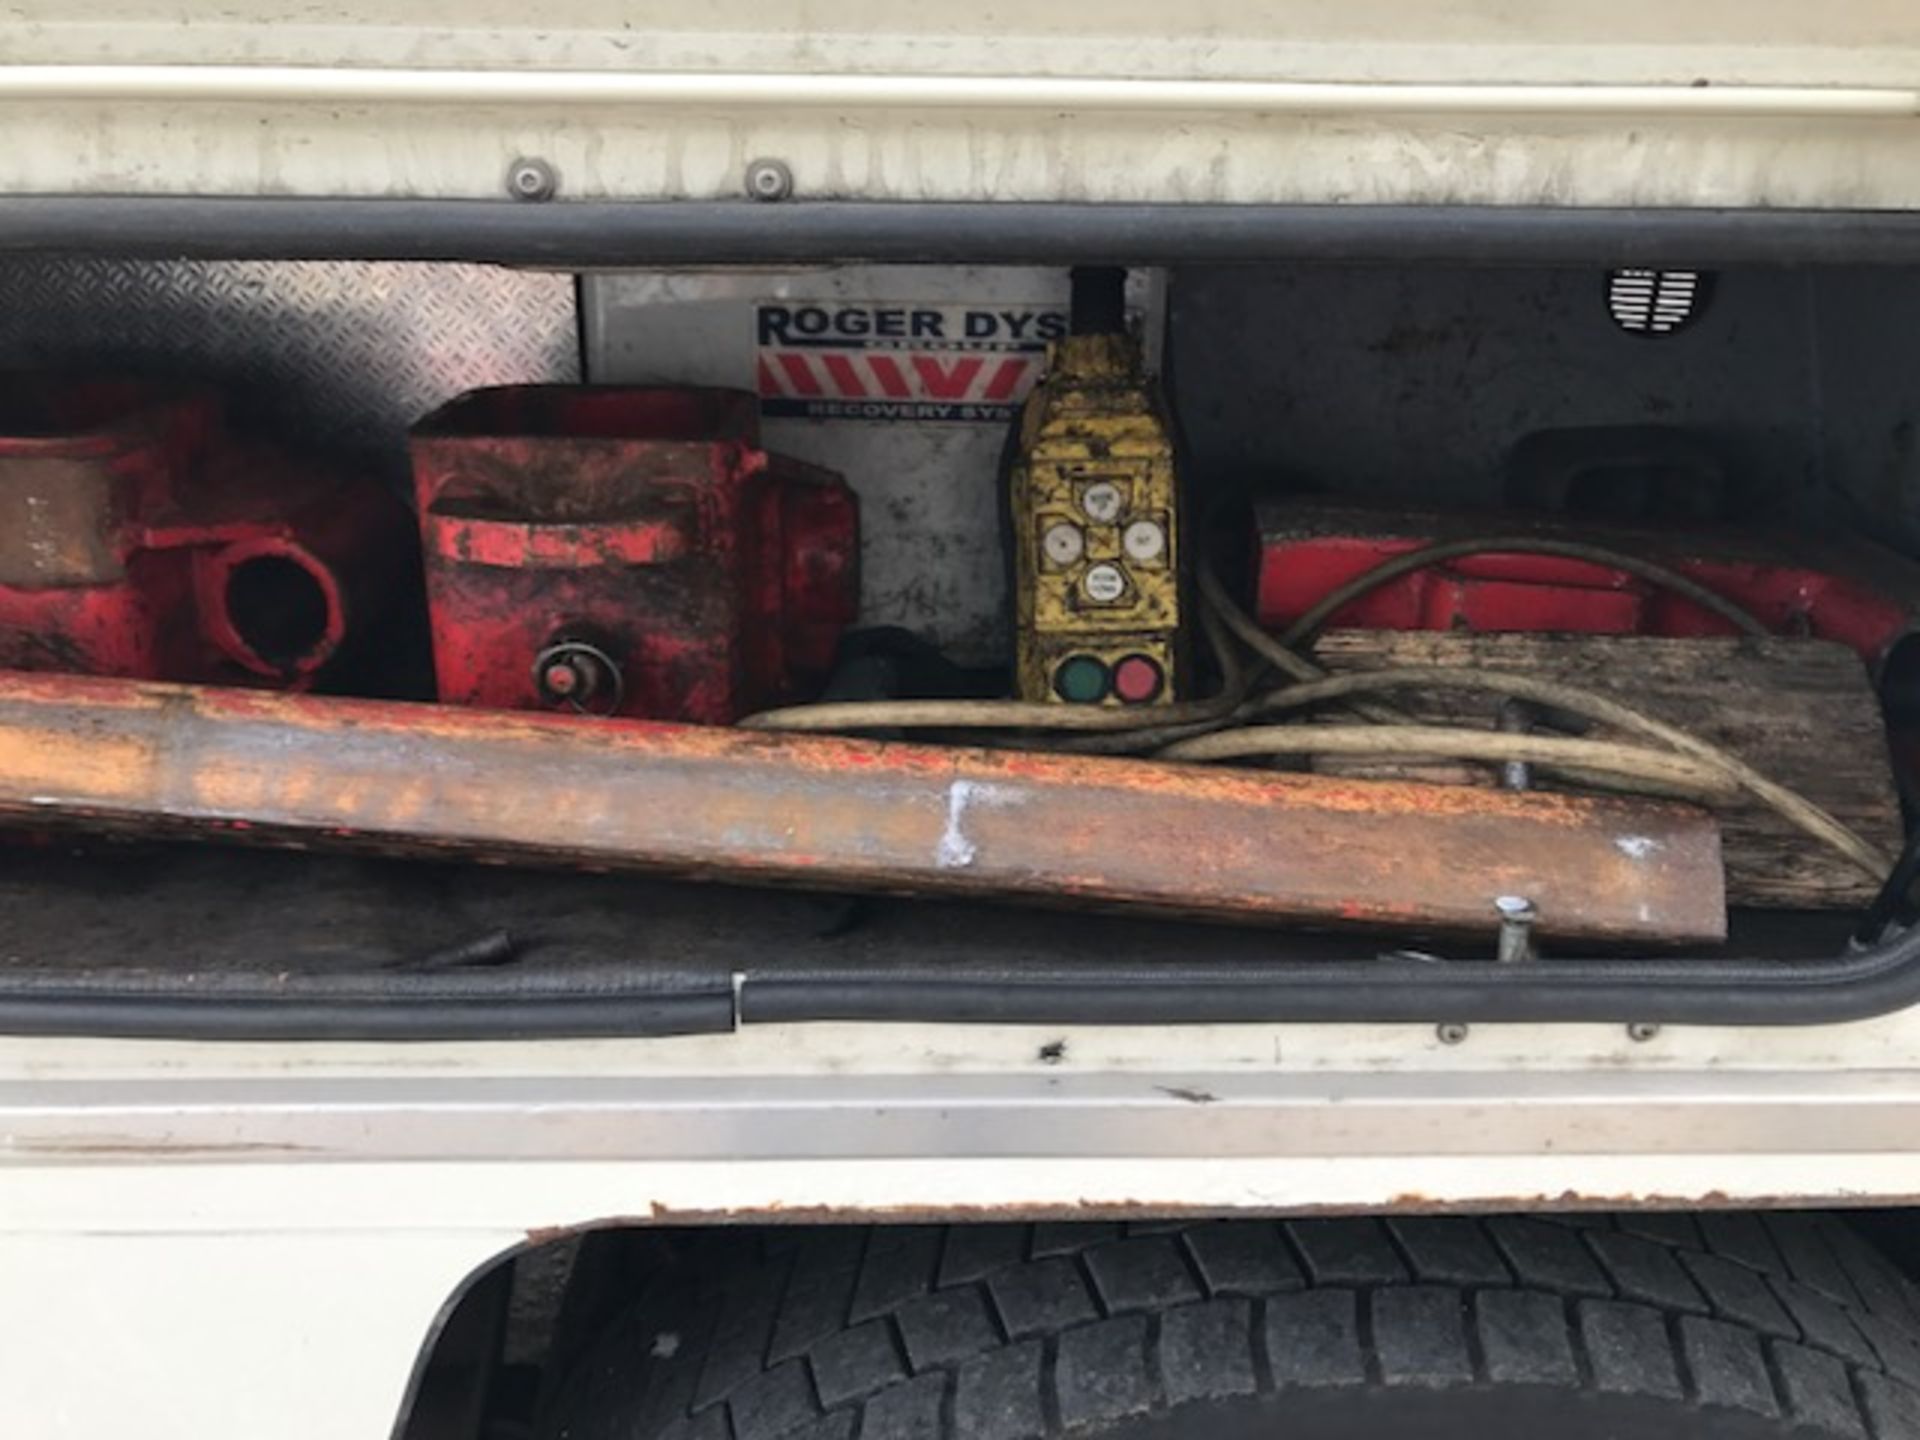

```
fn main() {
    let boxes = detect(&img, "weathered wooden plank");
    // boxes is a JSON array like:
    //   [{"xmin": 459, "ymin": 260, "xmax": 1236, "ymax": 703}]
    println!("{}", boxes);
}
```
[
  {"xmin": 0, "ymin": 669, "xmax": 1725, "ymax": 943},
  {"xmin": 1313, "ymin": 630, "xmax": 1899, "ymax": 908}
]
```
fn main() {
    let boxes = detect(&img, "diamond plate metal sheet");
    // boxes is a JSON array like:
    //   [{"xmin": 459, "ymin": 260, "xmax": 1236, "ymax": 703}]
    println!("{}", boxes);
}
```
[{"xmin": 0, "ymin": 259, "xmax": 578, "ymax": 483}]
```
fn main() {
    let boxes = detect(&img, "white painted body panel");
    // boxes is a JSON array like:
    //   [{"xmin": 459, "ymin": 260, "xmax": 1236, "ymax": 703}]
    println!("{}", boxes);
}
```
[
  {"xmin": 0, "ymin": 2, "xmax": 1915, "ymax": 206},
  {"xmin": 9, "ymin": 1016, "xmax": 1920, "ymax": 1434},
  {"xmin": 4, "ymin": 3, "xmax": 1920, "ymax": 1436}
]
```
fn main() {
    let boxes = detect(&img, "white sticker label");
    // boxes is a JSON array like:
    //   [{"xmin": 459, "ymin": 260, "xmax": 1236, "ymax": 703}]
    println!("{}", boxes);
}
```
[
  {"xmin": 1083, "ymin": 563, "xmax": 1127, "ymax": 603},
  {"xmin": 1123, "ymin": 518, "xmax": 1167, "ymax": 563},
  {"xmin": 755, "ymin": 301, "xmax": 1067, "ymax": 423},
  {"xmin": 1080, "ymin": 481, "xmax": 1124, "ymax": 523},
  {"xmin": 1042, "ymin": 521, "xmax": 1086, "ymax": 566}
]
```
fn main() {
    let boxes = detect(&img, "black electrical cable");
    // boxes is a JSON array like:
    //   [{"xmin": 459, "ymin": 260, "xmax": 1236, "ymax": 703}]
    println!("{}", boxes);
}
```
[{"xmin": 1856, "ymin": 828, "xmax": 1920, "ymax": 946}]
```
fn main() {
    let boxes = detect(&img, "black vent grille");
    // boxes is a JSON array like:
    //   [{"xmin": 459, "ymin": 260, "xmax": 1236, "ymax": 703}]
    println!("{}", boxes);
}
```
[{"xmin": 1607, "ymin": 268, "xmax": 1708, "ymax": 335}]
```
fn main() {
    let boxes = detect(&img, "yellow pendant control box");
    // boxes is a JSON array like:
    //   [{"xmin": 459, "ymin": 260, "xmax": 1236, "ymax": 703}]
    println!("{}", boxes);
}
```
[{"xmin": 1010, "ymin": 330, "xmax": 1182, "ymax": 705}]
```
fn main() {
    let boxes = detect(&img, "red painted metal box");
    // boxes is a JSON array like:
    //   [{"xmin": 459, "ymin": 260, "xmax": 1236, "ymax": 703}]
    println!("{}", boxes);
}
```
[
  {"xmin": 1254, "ymin": 502, "xmax": 1920, "ymax": 667},
  {"xmin": 409, "ymin": 386, "xmax": 858, "ymax": 723}
]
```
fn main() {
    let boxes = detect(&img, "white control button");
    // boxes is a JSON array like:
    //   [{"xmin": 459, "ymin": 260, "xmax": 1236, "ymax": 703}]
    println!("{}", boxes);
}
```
[
  {"xmin": 1082, "ymin": 563, "xmax": 1127, "ymax": 603},
  {"xmin": 1123, "ymin": 518, "xmax": 1167, "ymax": 563},
  {"xmin": 1080, "ymin": 481, "xmax": 1123, "ymax": 523},
  {"xmin": 1042, "ymin": 521, "xmax": 1086, "ymax": 566}
]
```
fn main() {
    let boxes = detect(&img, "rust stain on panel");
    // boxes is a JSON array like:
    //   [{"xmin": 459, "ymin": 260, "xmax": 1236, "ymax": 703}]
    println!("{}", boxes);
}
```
[{"xmin": 523, "ymin": 1188, "xmax": 1891, "ymax": 1244}]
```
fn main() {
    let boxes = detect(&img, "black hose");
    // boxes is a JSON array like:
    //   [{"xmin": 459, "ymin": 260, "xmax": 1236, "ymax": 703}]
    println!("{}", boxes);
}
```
[{"xmin": 1857, "ymin": 828, "xmax": 1920, "ymax": 945}]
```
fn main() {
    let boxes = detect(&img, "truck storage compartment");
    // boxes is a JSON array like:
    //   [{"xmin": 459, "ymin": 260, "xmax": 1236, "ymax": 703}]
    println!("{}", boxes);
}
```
[{"xmin": 1, "ymin": 253, "xmax": 1917, "ymax": 1034}]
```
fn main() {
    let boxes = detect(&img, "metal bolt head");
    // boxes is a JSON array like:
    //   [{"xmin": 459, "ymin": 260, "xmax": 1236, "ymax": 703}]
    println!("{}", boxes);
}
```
[
  {"xmin": 1627, "ymin": 1021, "xmax": 1662, "ymax": 1043},
  {"xmin": 507, "ymin": 157, "xmax": 558, "ymax": 202},
  {"xmin": 532, "ymin": 639, "xmax": 622, "ymax": 715},
  {"xmin": 1494, "ymin": 894, "xmax": 1538, "ymax": 964},
  {"xmin": 746, "ymin": 158, "xmax": 794, "ymax": 202},
  {"xmin": 1435, "ymin": 1021, "xmax": 1469, "ymax": 1045}
]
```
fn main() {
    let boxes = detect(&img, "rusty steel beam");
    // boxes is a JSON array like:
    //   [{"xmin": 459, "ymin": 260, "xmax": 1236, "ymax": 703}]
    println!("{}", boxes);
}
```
[{"xmin": 0, "ymin": 672, "xmax": 1726, "ymax": 943}]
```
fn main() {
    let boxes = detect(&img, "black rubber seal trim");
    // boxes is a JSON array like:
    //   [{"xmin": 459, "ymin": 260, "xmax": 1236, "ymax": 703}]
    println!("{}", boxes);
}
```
[
  {"xmin": 9, "ymin": 197, "xmax": 1920, "ymax": 267},
  {"xmin": 0, "ymin": 993, "xmax": 735, "ymax": 1040},
  {"xmin": 0, "ymin": 966, "xmax": 737, "ymax": 1040},
  {"xmin": 738, "ymin": 926, "xmax": 1920, "ymax": 1028},
  {"xmin": 3, "ymin": 921, "xmax": 1920, "ymax": 1036}
]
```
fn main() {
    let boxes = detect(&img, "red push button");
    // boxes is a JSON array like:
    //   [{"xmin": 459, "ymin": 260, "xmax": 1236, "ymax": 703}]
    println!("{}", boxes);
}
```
[{"xmin": 1112, "ymin": 654, "xmax": 1165, "ymax": 704}]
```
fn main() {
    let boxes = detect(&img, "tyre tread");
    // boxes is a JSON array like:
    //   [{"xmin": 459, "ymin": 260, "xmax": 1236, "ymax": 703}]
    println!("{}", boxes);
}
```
[{"xmin": 549, "ymin": 1214, "xmax": 1920, "ymax": 1440}]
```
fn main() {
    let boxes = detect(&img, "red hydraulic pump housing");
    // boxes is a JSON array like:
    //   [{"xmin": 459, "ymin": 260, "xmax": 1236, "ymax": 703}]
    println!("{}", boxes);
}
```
[
  {"xmin": 0, "ymin": 377, "xmax": 410, "ymax": 685},
  {"xmin": 409, "ymin": 386, "xmax": 859, "ymax": 724},
  {"xmin": 1255, "ymin": 502, "xmax": 1920, "ymax": 668}
]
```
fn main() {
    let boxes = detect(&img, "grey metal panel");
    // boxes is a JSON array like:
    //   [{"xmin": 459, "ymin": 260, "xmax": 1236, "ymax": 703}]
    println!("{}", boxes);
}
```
[
  {"xmin": 1167, "ymin": 263, "xmax": 1920, "ymax": 552},
  {"xmin": 0, "ymin": 258, "xmax": 579, "ymax": 480},
  {"xmin": 1169, "ymin": 265, "xmax": 1820, "ymax": 513}
]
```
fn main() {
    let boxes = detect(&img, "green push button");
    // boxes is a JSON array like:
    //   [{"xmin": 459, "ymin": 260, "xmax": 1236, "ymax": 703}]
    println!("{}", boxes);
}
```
[{"xmin": 1053, "ymin": 654, "xmax": 1111, "ymax": 704}]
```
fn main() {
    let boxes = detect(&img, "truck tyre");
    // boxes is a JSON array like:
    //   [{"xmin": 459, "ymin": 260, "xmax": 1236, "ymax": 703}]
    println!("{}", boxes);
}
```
[{"xmin": 541, "ymin": 1214, "xmax": 1920, "ymax": 1440}]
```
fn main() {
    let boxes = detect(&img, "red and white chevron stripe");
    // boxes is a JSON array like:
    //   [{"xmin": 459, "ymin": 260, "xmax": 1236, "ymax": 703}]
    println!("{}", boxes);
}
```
[{"xmin": 757, "ymin": 350, "xmax": 1041, "ymax": 404}]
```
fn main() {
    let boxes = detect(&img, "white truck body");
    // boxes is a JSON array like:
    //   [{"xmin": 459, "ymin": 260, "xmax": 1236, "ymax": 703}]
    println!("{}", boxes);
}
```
[{"xmin": 5, "ymin": 3, "xmax": 1920, "ymax": 1436}]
